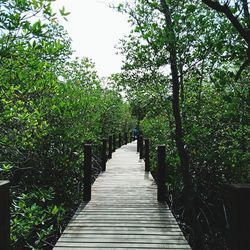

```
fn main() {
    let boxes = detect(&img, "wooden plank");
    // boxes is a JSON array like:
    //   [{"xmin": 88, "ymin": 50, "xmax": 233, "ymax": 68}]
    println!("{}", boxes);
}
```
[
  {"xmin": 58, "ymin": 237, "xmax": 188, "ymax": 244},
  {"xmin": 61, "ymin": 234, "xmax": 186, "ymax": 239},
  {"xmin": 54, "ymin": 141, "xmax": 190, "ymax": 249},
  {"xmin": 54, "ymin": 248, "xmax": 190, "ymax": 250},
  {"xmin": 54, "ymin": 242, "xmax": 190, "ymax": 249},
  {"xmin": 62, "ymin": 230, "xmax": 184, "ymax": 235},
  {"xmin": 62, "ymin": 228, "xmax": 184, "ymax": 234},
  {"xmin": 71, "ymin": 215, "xmax": 175, "ymax": 219}
]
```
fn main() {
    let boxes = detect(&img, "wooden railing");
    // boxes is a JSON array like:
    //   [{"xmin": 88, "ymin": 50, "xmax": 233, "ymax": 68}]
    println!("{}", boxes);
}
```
[
  {"xmin": 136, "ymin": 135, "xmax": 250, "ymax": 250},
  {"xmin": 0, "ymin": 134, "xmax": 250, "ymax": 250},
  {"xmin": 83, "ymin": 131, "xmax": 133, "ymax": 201},
  {"xmin": 0, "ymin": 130, "xmax": 133, "ymax": 249},
  {"xmin": 2, "ymin": 133, "xmax": 249, "ymax": 250}
]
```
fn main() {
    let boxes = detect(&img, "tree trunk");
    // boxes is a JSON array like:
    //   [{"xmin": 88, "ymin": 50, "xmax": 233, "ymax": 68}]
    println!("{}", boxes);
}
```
[
  {"xmin": 159, "ymin": 0, "xmax": 193, "ymax": 208},
  {"xmin": 159, "ymin": 1, "xmax": 204, "ymax": 248},
  {"xmin": 241, "ymin": 0, "xmax": 250, "ymax": 28}
]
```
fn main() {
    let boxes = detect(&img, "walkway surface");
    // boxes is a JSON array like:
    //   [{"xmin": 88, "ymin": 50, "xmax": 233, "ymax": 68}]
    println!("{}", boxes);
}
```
[{"xmin": 54, "ymin": 141, "xmax": 191, "ymax": 249}]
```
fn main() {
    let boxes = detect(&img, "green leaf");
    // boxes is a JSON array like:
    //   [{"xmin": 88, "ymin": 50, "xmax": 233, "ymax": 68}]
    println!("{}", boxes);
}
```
[
  {"xmin": 51, "ymin": 205, "xmax": 59, "ymax": 215},
  {"xmin": 187, "ymin": 4, "xmax": 196, "ymax": 12}
]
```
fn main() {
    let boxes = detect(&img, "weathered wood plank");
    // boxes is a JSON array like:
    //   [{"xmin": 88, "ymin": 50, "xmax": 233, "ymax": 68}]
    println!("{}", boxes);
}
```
[
  {"xmin": 62, "ymin": 227, "xmax": 184, "ymax": 234},
  {"xmin": 57, "ymin": 232, "xmax": 187, "ymax": 240},
  {"xmin": 55, "ymin": 242, "xmax": 190, "ymax": 249},
  {"xmin": 71, "ymin": 215, "xmax": 175, "ymax": 219},
  {"xmin": 54, "ymin": 247, "xmax": 191, "ymax": 250},
  {"xmin": 61, "ymin": 230, "xmax": 184, "ymax": 235},
  {"xmin": 54, "ymin": 141, "xmax": 190, "ymax": 249},
  {"xmin": 58, "ymin": 238, "xmax": 188, "ymax": 244}
]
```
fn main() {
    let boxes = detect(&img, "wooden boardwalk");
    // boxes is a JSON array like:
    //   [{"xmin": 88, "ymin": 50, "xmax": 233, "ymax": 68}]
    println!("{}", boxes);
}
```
[{"xmin": 54, "ymin": 141, "xmax": 191, "ymax": 249}]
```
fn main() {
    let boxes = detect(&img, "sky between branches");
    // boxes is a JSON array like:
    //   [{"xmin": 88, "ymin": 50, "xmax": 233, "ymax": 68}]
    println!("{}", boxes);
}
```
[{"xmin": 53, "ymin": 0, "xmax": 131, "ymax": 77}]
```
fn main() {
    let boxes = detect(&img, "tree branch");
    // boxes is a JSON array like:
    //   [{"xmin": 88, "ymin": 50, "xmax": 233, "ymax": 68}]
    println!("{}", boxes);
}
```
[
  {"xmin": 235, "ymin": 58, "xmax": 250, "ymax": 81},
  {"xmin": 241, "ymin": 0, "xmax": 250, "ymax": 29},
  {"xmin": 202, "ymin": 0, "xmax": 250, "ymax": 44},
  {"xmin": 144, "ymin": 0, "xmax": 163, "ymax": 12}
]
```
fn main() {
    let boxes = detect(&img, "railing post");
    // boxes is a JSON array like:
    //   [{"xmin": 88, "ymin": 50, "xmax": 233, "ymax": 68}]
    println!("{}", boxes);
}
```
[
  {"xmin": 139, "ymin": 135, "xmax": 143, "ymax": 159},
  {"xmin": 83, "ymin": 144, "xmax": 92, "ymax": 201},
  {"xmin": 224, "ymin": 184, "xmax": 250, "ymax": 250},
  {"xmin": 144, "ymin": 138, "xmax": 150, "ymax": 172},
  {"xmin": 0, "ymin": 181, "xmax": 10, "ymax": 250},
  {"xmin": 112, "ymin": 134, "xmax": 116, "ymax": 152},
  {"xmin": 101, "ymin": 138, "xmax": 107, "ymax": 171},
  {"xmin": 157, "ymin": 145, "xmax": 166, "ymax": 202},
  {"xmin": 137, "ymin": 136, "xmax": 140, "ymax": 152},
  {"xmin": 129, "ymin": 131, "xmax": 132, "ymax": 142},
  {"xmin": 124, "ymin": 132, "xmax": 128, "ymax": 145},
  {"xmin": 118, "ymin": 133, "xmax": 122, "ymax": 148},
  {"xmin": 108, "ymin": 135, "xmax": 112, "ymax": 159}
]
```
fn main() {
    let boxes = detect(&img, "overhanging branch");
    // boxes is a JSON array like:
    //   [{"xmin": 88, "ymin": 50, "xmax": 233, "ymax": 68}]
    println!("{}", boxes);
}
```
[
  {"xmin": 202, "ymin": 0, "xmax": 250, "ymax": 44},
  {"xmin": 235, "ymin": 59, "xmax": 250, "ymax": 81}
]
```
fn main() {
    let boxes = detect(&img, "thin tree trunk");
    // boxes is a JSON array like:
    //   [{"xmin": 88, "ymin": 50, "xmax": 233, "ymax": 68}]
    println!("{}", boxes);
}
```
[
  {"xmin": 179, "ymin": 63, "xmax": 184, "ymax": 106},
  {"xmin": 241, "ymin": 0, "xmax": 250, "ymax": 29},
  {"xmin": 159, "ymin": 1, "xmax": 204, "ymax": 248},
  {"xmin": 159, "ymin": 0, "xmax": 193, "ymax": 206}
]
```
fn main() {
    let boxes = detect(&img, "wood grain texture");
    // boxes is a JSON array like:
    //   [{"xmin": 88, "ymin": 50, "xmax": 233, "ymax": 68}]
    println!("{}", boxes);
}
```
[{"xmin": 54, "ymin": 141, "xmax": 190, "ymax": 249}]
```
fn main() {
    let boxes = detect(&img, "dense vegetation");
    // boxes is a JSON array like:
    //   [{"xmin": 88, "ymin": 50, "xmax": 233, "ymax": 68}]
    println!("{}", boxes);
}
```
[
  {"xmin": 1, "ymin": 0, "xmax": 249, "ymax": 249},
  {"xmin": 0, "ymin": 1, "xmax": 133, "ymax": 248},
  {"xmin": 113, "ymin": 0, "xmax": 250, "ymax": 249}
]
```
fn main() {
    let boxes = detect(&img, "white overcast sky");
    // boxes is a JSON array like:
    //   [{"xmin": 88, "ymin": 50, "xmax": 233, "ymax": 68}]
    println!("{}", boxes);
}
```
[{"xmin": 53, "ymin": 0, "xmax": 131, "ymax": 77}]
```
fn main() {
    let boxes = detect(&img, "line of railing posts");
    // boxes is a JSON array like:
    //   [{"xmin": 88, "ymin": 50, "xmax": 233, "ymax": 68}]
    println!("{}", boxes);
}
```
[
  {"xmin": 0, "ymin": 130, "xmax": 131, "ymax": 249},
  {"xmin": 137, "ymin": 135, "xmax": 166, "ymax": 201},
  {"xmin": 84, "ymin": 131, "xmax": 131, "ymax": 201},
  {"xmin": 136, "ymin": 136, "xmax": 249, "ymax": 250}
]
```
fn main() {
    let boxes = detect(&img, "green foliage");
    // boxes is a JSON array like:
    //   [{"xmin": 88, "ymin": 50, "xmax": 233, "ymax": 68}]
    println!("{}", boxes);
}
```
[
  {"xmin": 11, "ymin": 188, "xmax": 65, "ymax": 249},
  {"xmin": 0, "ymin": 1, "xmax": 133, "ymax": 249}
]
